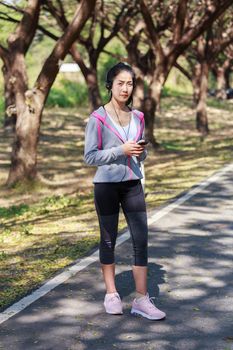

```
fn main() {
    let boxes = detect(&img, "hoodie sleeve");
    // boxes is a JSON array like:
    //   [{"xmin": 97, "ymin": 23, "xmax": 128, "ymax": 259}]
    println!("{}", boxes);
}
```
[
  {"xmin": 84, "ymin": 116, "xmax": 125, "ymax": 166},
  {"xmin": 137, "ymin": 115, "xmax": 148, "ymax": 162}
]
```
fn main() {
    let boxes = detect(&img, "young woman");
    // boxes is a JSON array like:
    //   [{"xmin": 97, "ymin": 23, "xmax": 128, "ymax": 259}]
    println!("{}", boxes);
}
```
[{"xmin": 84, "ymin": 62, "xmax": 166, "ymax": 320}]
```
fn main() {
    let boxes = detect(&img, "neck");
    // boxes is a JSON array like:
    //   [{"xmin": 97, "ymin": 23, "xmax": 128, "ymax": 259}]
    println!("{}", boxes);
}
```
[{"xmin": 111, "ymin": 98, "xmax": 127, "ymax": 111}]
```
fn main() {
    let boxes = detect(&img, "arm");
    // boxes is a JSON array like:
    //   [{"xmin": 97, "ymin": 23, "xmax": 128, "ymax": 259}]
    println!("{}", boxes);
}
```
[{"xmin": 84, "ymin": 116, "xmax": 125, "ymax": 166}]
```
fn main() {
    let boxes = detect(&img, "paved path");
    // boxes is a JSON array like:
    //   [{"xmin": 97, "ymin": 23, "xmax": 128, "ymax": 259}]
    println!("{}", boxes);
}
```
[{"xmin": 0, "ymin": 165, "xmax": 233, "ymax": 350}]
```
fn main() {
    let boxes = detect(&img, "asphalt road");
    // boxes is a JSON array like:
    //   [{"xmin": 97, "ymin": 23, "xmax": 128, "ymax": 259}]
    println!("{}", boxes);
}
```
[{"xmin": 0, "ymin": 165, "xmax": 233, "ymax": 350}]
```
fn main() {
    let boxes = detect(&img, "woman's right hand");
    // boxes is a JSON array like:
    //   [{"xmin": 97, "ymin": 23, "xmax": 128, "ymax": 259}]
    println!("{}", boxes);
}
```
[{"xmin": 122, "ymin": 140, "xmax": 144, "ymax": 157}]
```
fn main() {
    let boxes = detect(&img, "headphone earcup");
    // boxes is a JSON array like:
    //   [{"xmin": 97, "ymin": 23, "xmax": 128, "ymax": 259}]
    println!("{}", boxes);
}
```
[{"xmin": 105, "ymin": 81, "xmax": 112, "ymax": 90}]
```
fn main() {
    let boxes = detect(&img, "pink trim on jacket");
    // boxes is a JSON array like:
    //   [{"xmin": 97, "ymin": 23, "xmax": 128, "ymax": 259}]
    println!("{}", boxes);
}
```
[
  {"xmin": 92, "ymin": 108, "xmax": 144, "ymax": 181},
  {"xmin": 92, "ymin": 111, "xmax": 125, "ymax": 144},
  {"xmin": 97, "ymin": 119, "xmax": 102, "ymax": 150}
]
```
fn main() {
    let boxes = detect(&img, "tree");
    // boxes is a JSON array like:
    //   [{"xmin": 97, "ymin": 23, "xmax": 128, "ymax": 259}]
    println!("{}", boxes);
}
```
[
  {"xmin": 175, "ymin": 10, "xmax": 233, "ymax": 134},
  {"xmin": 212, "ymin": 44, "xmax": 233, "ymax": 96},
  {"xmin": 43, "ymin": 0, "xmax": 131, "ymax": 110},
  {"xmin": 138, "ymin": 0, "xmax": 233, "ymax": 144},
  {"xmin": 118, "ymin": 19, "xmax": 158, "ymax": 146},
  {"xmin": 6, "ymin": 0, "xmax": 96, "ymax": 186},
  {"xmin": 0, "ymin": 0, "xmax": 40, "ymax": 128}
]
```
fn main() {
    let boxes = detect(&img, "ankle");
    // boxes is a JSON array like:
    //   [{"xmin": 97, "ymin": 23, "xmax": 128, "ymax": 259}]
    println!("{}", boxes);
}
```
[
  {"xmin": 106, "ymin": 290, "xmax": 118, "ymax": 295},
  {"xmin": 135, "ymin": 291, "xmax": 147, "ymax": 299}
]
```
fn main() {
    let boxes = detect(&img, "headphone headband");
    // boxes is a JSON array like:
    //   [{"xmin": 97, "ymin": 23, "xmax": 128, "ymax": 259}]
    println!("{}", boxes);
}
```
[{"xmin": 105, "ymin": 62, "xmax": 136, "ymax": 91}]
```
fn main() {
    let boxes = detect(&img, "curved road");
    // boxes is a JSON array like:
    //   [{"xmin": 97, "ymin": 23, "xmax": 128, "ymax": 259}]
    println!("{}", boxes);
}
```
[{"xmin": 0, "ymin": 164, "xmax": 233, "ymax": 350}]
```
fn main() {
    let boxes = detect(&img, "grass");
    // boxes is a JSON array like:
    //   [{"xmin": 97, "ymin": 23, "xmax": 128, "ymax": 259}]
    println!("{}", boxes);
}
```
[
  {"xmin": 207, "ymin": 96, "xmax": 233, "ymax": 111},
  {"xmin": 0, "ymin": 94, "xmax": 233, "ymax": 311}
]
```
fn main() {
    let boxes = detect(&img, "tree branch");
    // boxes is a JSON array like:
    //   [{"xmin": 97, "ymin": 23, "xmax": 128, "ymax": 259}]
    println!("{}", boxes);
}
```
[
  {"xmin": 43, "ymin": 0, "xmax": 69, "ymax": 29},
  {"xmin": 7, "ymin": 0, "xmax": 41, "ymax": 53},
  {"xmin": 174, "ymin": 61, "xmax": 192, "ymax": 81},
  {"xmin": 36, "ymin": 0, "xmax": 96, "ymax": 98},
  {"xmin": 174, "ymin": 0, "xmax": 233, "ymax": 55},
  {"xmin": 0, "ymin": 1, "xmax": 24, "ymax": 14},
  {"xmin": 0, "ymin": 11, "xmax": 60, "ymax": 41},
  {"xmin": 98, "ymin": 2, "xmax": 135, "ymax": 51},
  {"xmin": 173, "ymin": 0, "xmax": 188, "ymax": 43},
  {"xmin": 102, "ymin": 49, "xmax": 126, "ymax": 61},
  {"xmin": 139, "ymin": 0, "xmax": 164, "ymax": 62},
  {"xmin": 213, "ymin": 26, "xmax": 233, "ymax": 57},
  {"xmin": 0, "ymin": 10, "xmax": 20, "ymax": 23}
]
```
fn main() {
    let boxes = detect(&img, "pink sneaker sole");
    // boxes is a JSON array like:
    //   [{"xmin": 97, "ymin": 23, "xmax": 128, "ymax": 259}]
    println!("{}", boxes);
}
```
[
  {"xmin": 131, "ymin": 308, "xmax": 166, "ymax": 320},
  {"xmin": 105, "ymin": 309, "xmax": 123, "ymax": 315},
  {"xmin": 104, "ymin": 303, "xmax": 123, "ymax": 315}
]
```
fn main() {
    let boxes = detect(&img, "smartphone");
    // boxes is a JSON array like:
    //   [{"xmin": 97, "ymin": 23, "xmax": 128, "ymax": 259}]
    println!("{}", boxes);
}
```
[{"xmin": 137, "ymin": 139, "xmax": 149, "ymax": 146}]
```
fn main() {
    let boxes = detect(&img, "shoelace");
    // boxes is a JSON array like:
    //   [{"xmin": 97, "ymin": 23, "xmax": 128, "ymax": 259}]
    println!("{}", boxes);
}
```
[
  {"xmin": 147, "ymin": 296, "xmax": 159, "ymax": 310},
  {"xmin": 108, "ymin": 294, "xmax": 120, "ymax": 302}
]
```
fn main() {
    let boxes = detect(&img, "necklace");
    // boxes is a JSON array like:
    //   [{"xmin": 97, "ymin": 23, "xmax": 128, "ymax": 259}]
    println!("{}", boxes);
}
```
[{"xmin": 111, "ymin": 102, "xmax": 132, "ymax": 142}]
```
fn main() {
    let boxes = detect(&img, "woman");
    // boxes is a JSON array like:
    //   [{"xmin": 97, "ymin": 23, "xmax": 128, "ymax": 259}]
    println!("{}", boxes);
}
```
[{"xmin": 84, "ymin": 62, "xmax": 166, "ymax": 320}]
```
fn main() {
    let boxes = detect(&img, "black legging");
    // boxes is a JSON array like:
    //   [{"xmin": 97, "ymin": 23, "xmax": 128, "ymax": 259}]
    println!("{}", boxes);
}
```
[{"xmin": 94, "ymin": 179, "xmax": 148, "ymax": 266}]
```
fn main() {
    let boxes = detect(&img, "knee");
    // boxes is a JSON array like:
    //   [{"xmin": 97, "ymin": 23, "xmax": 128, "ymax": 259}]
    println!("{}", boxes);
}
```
[
  {"xmin": 133, "ymin": 242, "xmax": 148, "ymax": 266},
  {"xmin": 99, "ymin": 240, "xmax": 116, "ymax": 264}
]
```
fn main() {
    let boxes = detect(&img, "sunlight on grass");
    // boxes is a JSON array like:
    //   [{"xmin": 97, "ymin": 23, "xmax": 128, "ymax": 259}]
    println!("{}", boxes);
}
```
[{"xmin": 0, "ymin": 96, "xmax": 233, "ymax": 311}]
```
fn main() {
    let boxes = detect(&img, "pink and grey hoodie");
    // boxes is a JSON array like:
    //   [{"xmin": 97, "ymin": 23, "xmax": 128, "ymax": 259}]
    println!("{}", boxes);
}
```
[{"xmin": 84, "ymin": 106, "xmax": 148, "ymax": 183}]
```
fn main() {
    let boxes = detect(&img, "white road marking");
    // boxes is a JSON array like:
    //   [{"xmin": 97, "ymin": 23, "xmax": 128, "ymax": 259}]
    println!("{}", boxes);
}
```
[
  {"xmin": 0, "ymin": 162, "xmax": 232, "ymax": 324},
  {"xmin": 147, "ymin": 162, "xmax": 233, "ymax": 225}
]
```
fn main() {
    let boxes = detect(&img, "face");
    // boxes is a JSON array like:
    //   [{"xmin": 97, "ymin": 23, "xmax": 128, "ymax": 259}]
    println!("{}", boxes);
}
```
[{"xmin": 111, "ymin": 70, "xmax": 134, "ymax": 104}]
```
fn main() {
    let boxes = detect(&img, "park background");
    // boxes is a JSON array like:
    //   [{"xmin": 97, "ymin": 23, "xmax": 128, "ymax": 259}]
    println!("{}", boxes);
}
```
[{"xmin": 0, "ymin": 0, "xmax": 233, "ymax": 312}]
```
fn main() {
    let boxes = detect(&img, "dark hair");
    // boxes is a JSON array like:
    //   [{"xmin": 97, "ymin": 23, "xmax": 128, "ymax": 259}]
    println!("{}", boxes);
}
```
[{"xmin": 105, "ymin": 62, "xmax": 136, "ymax": 106}]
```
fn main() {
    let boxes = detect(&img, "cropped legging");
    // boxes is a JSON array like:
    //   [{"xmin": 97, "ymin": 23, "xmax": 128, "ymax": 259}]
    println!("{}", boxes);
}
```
[{"xmin": 94, "ymin": 179, "xmax": 148, "ymax": 266}]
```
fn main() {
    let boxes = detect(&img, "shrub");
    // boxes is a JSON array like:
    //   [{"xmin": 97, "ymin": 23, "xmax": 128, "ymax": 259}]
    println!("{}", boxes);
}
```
[{"xmin": 46, "ymin": 80, "xmax": 88, "ymax": 108}]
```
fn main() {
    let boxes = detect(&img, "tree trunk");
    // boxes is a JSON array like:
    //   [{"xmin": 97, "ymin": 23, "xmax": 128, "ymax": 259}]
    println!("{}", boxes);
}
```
[
  {"xmin": 151, "ymin": 64, "xmax": 169, "ymax": 113},
  {"xmin": 2, "ymin": 59, "xmax": 17, "ymax": 128},
  {"xmin": 144, "ymin": 70, "xmax": 167, "ymax": 148},
  {"xmin": 153, "ymin": 81, "xmax": 162, "ymax": 114},
  {"xmin": 69, "ymin": 45, "xmax": 102, "ymax": 110},
  {"xmin": 7, "ymin": 0, "xmax": 96, "ymax": 186},
  {"xmin": 6, "ymin": 51, "xmax": 37, "ymax": 185},
  {"xmin": 86, "ymin": 69, "xmax": 102, "ymax": 110},
  {"xmin": 215, "ymin": 58, "xmax": 231, "ymax": 99},
  {"xmin": 196, "ymin": 61, "xmax": 209, "ymax": 135},
  {"xmin": 7, "ymin": 92, "xmax": 42, "ymax": 185},
  {"xmin": 142, "ymin": 95, "xmax": 159, "ymax": 148},
  {"xmin": 133, "ymin": 73, "xmax": 145, "ymax": 110},
  {"xmin": 143, "ymin": 85, "xmax": 160, "ymax": 148},
  {"xmin": 192, "ymin": 63, "xmax": 201, "ymax": 107},
  {"xmin": 0, "ymin": 0, "xmax": 40, "ymax": 130},
  {"xmin": 225, "ymin": 67, "xmax": 231, "ymax": 89},
  {"xmin": 216, "ymin": 67, "xmax": 227, "ymax": 99},
  {"xmin": 216, "ymin": 67, "xmax": 226, "ymax": 89},
  {"xmin": 150, "ymin": 75, "xmax": 163, "ymax": 114}
]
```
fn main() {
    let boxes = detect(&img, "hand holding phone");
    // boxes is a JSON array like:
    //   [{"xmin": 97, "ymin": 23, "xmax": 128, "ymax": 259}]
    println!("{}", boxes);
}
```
[{"xmin": 136, "ymin": 139, "xmax": 149, "ymax": 146}]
